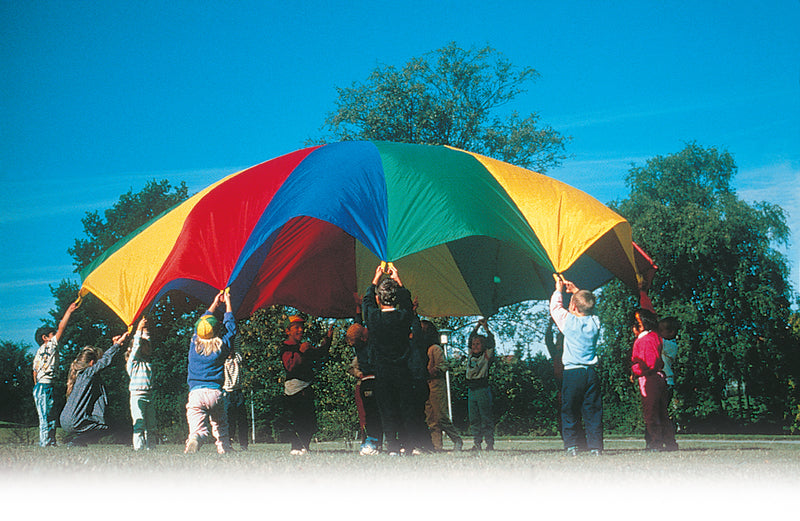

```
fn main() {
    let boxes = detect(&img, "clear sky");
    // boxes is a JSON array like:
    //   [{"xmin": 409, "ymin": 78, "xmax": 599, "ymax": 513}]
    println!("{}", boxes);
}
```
[{"xmin": 2, "ymin": 1, "xmax": 798, "ymax": 347}]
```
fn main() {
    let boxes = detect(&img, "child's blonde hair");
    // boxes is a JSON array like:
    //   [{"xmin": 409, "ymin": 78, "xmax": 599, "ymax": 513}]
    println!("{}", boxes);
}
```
[
  {"xmin": 572, "ymin": 290, "xmax": 596, "ymax": 314},
  {"xmin": 194, "ymin": 336, "xmax": 223, "ymax": 356},
  {"xmin": 66, "ymin": 346, "xmax": 103, "ymax": 397}
]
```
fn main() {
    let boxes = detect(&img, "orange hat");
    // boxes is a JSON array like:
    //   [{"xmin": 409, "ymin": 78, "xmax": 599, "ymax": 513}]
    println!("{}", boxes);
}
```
[{"xmin": 284, "ymin": 315, "xmax": 305, "ymax": 330}]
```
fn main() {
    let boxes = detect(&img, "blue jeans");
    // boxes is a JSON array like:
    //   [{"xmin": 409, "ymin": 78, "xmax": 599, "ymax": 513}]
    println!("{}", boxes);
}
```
[
  {"xmin": 468, "ymin": 386, "xmax": 494, "ymax": 447},
  {"xmin": 33, "ymin": 383, "xmax": 56, "ymax": 446},
  {"xmin": 561, "ymin": 366, "xmax": 603, "ymax": 451}
]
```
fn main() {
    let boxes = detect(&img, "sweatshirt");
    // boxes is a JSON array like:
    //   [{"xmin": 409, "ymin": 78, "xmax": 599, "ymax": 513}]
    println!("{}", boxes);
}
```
[
  {"xmin": 549, "ymin": 290, "xmax": 600, "ymax": 369},
  {"xmin": 60, "ymin": 342, "xmax": 122, "ymax": 434},
  {"xmin": 127, "ymin": 330, "xmax": 152, "ymax": 394},
  {"xmin": 187, "ymin": 311, "xmax": 236, "ymax": 391},
  {"xmin": 32, "ymin": 336, "xmax": 59, "ymax": 385}
]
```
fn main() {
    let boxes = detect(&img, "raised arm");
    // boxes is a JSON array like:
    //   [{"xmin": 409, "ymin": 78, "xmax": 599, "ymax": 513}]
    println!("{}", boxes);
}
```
[
  {"xmin": 549, "ymin": 279, "xmax": 569, "ymax": 332},
  {"xmin": 54, "ymin": 301, "xmax": 79, "ymax": 343},
  {"xmin": 220, "ymin": 291, "xmax": 237, "ymax": 354}
]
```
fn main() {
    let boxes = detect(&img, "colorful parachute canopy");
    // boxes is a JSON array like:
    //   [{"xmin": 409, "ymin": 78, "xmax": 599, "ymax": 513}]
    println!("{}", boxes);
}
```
[{"xmin": 79, "ymin": 141, "xmax": 641, "ymax": 325}]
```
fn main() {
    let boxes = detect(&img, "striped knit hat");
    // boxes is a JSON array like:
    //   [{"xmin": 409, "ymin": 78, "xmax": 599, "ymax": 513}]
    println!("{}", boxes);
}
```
[{"xmin": 195, "ymin": 314, "xmax": 219, "ymax": 339}]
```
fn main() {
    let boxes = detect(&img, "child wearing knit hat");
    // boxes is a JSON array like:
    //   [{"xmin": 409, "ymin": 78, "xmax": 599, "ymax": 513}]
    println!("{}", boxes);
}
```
[{"xmin": 184, "ymin": 290, "xmax": 237, "ymax": 454}]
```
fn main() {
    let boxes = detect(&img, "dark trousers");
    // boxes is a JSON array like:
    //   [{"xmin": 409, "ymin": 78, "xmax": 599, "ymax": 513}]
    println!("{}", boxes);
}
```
[
  {"xmin": 561, "ymin": 366, "xmax": 603, "ymax": 451},
  {"xmin": 285, "ymin": 387, "xmax": 316, "ymax": 450},
  {"xmin": 226, "ymin": 389, "xmax": 249, "ymax": 449},
  {"xmin": 357, "ymin": 377, "xmax": 383, "ymax": 444},
  {"xmin": 375, "ymin": 367, "xmax": 414, "ymax": 453},
  {"xmin": 640, "ymin": 373, "xmax": 677, "ymax": 450},
  {"xmin": 409, "ymin": 378, "xmax": 433, "ymax": 452}
]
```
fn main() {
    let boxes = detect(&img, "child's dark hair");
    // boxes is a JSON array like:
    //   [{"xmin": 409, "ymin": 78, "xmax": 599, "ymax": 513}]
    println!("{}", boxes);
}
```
[
  {"xmin": 376, "ymin": 278, "xmax": 399, "ymax": 306},
  {"xmin": 34, "ymin": 326, "xmax": 56, "ymax": 345},
  {"xmin": 66, "ymin": 346, "xmax": 104, "ymax": 397},
  {"xmin": 125, "ymin": 336, "xmax": 152, "ymax": 362},
  {"xmin": 658, "ymin": 316, "xmax": 679, "ymax": 332},
  {"xmin": 634, "ymin": 308, "xmax": 659, "ymax": 332},
  {"xmin": 420, "ymin": 320, "xmax": 439, "ymax": 347}
]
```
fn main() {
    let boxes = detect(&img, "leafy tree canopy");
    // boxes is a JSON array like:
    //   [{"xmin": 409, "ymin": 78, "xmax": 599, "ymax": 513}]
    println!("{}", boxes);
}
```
[
  {"xmin": 68, "ymin": 179, "xmax": 189, "ymax": 273},
  {"xmin": 320, "ymin": 42, "xmax": 569, "ymax": 173},
  {"xmin": 599, "ymin": 142, "xmax": 799, "ymax": 432}
]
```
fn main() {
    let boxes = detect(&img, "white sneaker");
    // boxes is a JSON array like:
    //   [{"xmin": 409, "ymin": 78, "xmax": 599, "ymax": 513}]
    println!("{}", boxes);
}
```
[
  {"xmin": 290, "ymin": 448, "xmax": 308, "ymax": 456},
  {"xmin": 360, "ymin": 445, "xmax": 379, "ymax": 456}
]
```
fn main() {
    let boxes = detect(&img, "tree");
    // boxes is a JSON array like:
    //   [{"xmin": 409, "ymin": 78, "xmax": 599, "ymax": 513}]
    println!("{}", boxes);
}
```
[
  {"xmin": 321, "ymin": 42, "xmax": 569, "ymax": 173},
  {"xmin": 321, "ymin": 42, "xmax": 568, "ymax": 355},
  {"xmin": 0, "ymin": 341, "xmax": 36, "ymax": 425},
  {"xmin": 69, "ymin": 179, "xmax": 189, "ymax": 272},
  {"xmin": 599, "ymin": 143, "xmax": 799, "ymax": 433},
  {"xmin": 42, "ymin": 180, "xmax": 192, "ymax": 440}
]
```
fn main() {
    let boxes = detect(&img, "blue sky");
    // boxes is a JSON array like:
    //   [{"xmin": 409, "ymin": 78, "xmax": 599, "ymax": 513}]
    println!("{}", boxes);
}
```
[{"xmin": 2, "ymin": 1, "xmax": 798, "ymax": 348}]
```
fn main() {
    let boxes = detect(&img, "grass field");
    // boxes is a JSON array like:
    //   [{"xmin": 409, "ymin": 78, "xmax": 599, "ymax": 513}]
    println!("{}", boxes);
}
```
[{"xmin": 1, "ymin": 435, "xmax": 797, "ymax": 518}]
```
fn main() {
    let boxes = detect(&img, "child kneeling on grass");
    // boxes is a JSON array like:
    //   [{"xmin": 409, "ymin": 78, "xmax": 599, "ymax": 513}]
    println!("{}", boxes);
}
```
[{"xmin": 60, "ymin": 330, "xmax": 130, "ymax": 447}]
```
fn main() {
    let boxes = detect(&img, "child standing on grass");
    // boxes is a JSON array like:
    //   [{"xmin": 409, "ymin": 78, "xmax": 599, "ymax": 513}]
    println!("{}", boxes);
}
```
[
  {"xmin": 346, "ymin": 322, "xmax": 383, "ymax": 455},
  {"xmin": 280, "ymin": 315, "xmax": 333, "ymax": 455},
  {"xmin": 549, "ymin": 277, "xmax": 603, "ymax": 456},
  {"xmin": 126, "ymin": 316, "xmax": 155, "ymax": 450},
  {"xmin": 362, "ymin": 263, "xmax": 415, "ymax": 456},
  {"xmin": 657, "ymin": 317, "xmax": 680, "ymax": 406},
  {"xmin": 60, "ymin": 330, "xmax": 130, "ymax": 446},
  {"xmin": 185, "ymin": 290, "xmax": 236, "ymax": 454},
  {"xmin": 631, "ymin": 309, "xmax": 678, "ymax": 452},
  {"xmin": 224, "ymin": 338, "xmax": 248, "ymax": 451},
  {"xmin": 465, "ymin": 317, "xmax": 495, "ymax": 451},
  {"xmin": 32, "ymin": 301, "xmax": 79, "ymax": 447},
  {"xmin": 423, "ymin": 320, "xmax": 463, "ymax": 452}
]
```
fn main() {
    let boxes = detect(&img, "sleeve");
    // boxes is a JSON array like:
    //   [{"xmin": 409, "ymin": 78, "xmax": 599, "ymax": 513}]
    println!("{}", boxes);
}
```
[
  {"xmin": 484, "ymin": 331, "xmax": 496, "ymax": 351},
  {"xmin": 317, "ymin": 332, "xmax": 332, "ymax": 354},
  {"xmin": 395, "ymin": 287, "xmax": 414, "ymax": 323},
  {"xmin": 127, "ymin": 332, "xmax": 142, "ymax": 375},
  {"xmin": 281, "ymin": 347, "xmax": 302, "ymax": 372},
  {"xmin": 630, "ymin": 338, "xmax": 646, "ymax": 377},
  {"xmin": 33, "ymin": 337, "xmax": 59, "ymax": 378},
  {"xmin": 427, "ymin": 345, "xmax": 446, "ymax": 378},
  {"xmin": 89, "ymin": 342, "xmax": 122, "ymax": 376},
  {"xmin": 544, "ymin": 323, "xmax": 555, "ymax": 351},
  {"xmin": 347, "ymin": 356, "xmax": 362, "ymax": 379},
  {"xmin": 485, "ymin": 332, "xmax": 496, "ymax": 361},
  {"xmin": 362, "ymin": 285, "xmax": 378, "ymax": 326},
  {"xmin": 220, "ymin": 311, "xmax": 237, "ymax": 356},
  {"xmin": 639, "ymin": 289, "xmax": 655, "ymax": 313},
  {"xmin": 32, "ymin": 346, "xmax": 44, "ymax": 377},
  {"xmin": 549, "ymin": 291, "xmax": 570, "ymax": 332},
  {"xmin": 631, "ymin": 334, "xmax": 662, "ymax": 376},
  {"xmin": 411, "ymin": 313, "xmax": 422, "ymax": 347}
]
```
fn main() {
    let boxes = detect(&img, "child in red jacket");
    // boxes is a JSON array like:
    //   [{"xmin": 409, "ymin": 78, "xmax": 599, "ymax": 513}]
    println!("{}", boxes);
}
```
[{"xmin": 631, "ymin": 308, "xmax": 678, "ymax": 452}]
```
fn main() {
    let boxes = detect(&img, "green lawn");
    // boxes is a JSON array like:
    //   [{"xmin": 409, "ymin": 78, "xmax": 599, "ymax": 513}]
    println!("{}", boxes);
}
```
[{"xmin": 1, "ymin": 433, "xmax": 797, "ymax": 518}]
